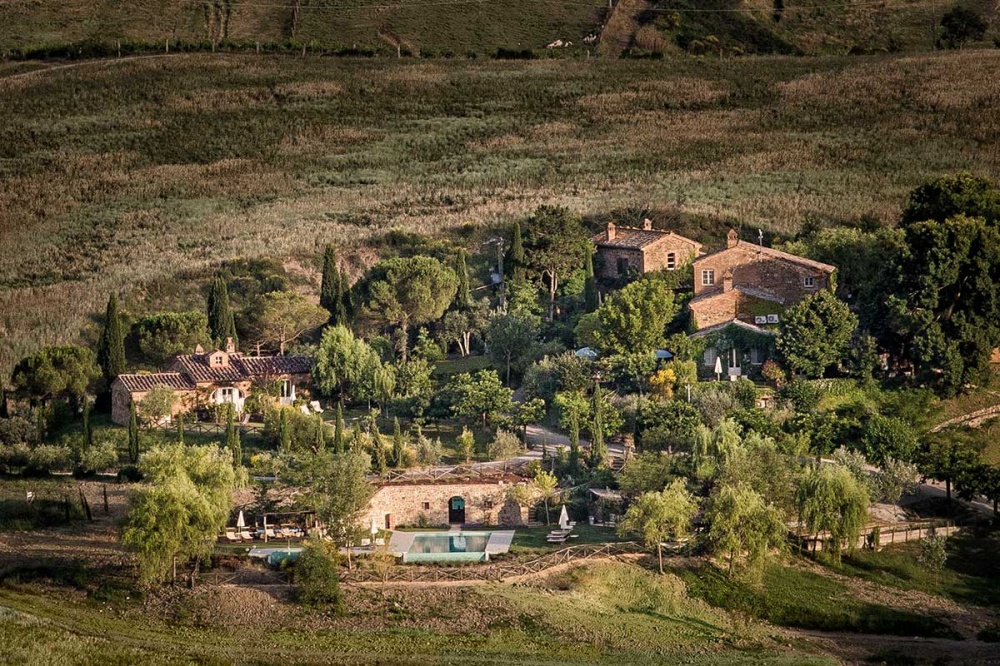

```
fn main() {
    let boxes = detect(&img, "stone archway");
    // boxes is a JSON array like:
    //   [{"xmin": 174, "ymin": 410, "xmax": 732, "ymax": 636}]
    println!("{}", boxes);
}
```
[{"xmin": 448, "ymin": 496, "xmax": 466, "ymax": 524}]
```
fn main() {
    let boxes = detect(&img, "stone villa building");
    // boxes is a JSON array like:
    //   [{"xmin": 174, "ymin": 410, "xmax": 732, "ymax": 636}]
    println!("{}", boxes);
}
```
[
  {"xmin": 592, "ymin": 220, "xmax": 703, "ymax": 280},
  {"xmin": 688, "ymin": 229, "xmax": 836, "ymax": 376},
  {"xmin": 111, "ymin": 339, "xmax": 313, "ymax": 425},
  {"xmin": 363, "ymin": 478, "xmax": 528, "ymax": 530}
]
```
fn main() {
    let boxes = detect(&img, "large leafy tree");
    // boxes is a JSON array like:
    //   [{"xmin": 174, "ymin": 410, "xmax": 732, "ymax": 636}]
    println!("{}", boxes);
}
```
[
  {"xmin": 448, "ymin": 370, "xmax": 514, "ymax": 430},
  {"xmin": 486, "ymin": 311, "xmax": 540, "ymax": 385},
  {"xmin": 134, "ymin": 311, "xmax": 211, "ymax": 368},
  {"xmin": 207, "ymin": 278, "xmax": 238, "ymax": 348},
  {"xmin": 97, "ymin": 294, "xmax": 126, "ymax": 384},
  {"xmin": 11, "ymin": 345, "xmax": 99, "ymax": 407},
  {"xmin": 919, "ymin": 430, "xmax": 981, "ymax": 500},
  {"xmin": 283, "ymin": 450, "xmax": 373, "ymax": 551},
  {"xmin": 359, "ymin": 256, "xmax": 458, "ymax": 360},
  {"xmin": 121, "ymin": 443, "xmax": 236, "ymax": 585},
  {"xmin": 618, "ymin": 481, "xmax": 697, "ymax": 573},
  {"xmin": 890, "ymin": 215, "xmax": 1000, "ymax": 395},
  {"xmin": 440, "ymin": 298, "xmax": 491, "ymax": 358},
  {"xmin": 776, "ymin": 290, "xmax": 857, "ymax": 378},
  {"xmin": 522, "ymin": 206, "xmax": 588, "ymax": 320},
  {"xmin": 244, "ymin": 291, "xmax": 327, "ymax": 355},
  {"xmin": 312, "ymin": 325, "xmax": 383, "ymax": 404},
  {"xmin": 591, "ymin": 276, "xmax": 677, "ymax": 355}
]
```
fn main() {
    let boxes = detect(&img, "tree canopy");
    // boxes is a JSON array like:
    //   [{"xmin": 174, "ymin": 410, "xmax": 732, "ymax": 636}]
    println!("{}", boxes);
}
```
[
  {"xmin": 590, "ymin": 276, "xmax": 677, "ymax": 355},
  {"xmin": 618, "ymin": 480, "xmax": 697, "ymax": 573},
  {"xmin": 776, "ymin": 290, "xmax": 857, "ymax": 378},
  {"xmin": 97, "ymin": 294, "xmax": 126, "ymax": 384},
  {"xmin": 360, "ymin": 256, "xmax": 458, "ymax": 359},
  {"xmin": 521, "ymin": 206, "xmax": 588, "ymax": 320},
  {"xmin": 11, "ymin": 345, "xmax": 99, "ymax": 406},
  {"xmin": 312, "ymin": 325, "xmax": 383, "ymax": 404},
  {"xmin": 244, "ymin": 291, "xmax": 327, "ymax": 355},
  {"xmin": 134, "ymin": 311, "xmax": 211, "ymax": 368},
  {"xmin": 890, "ymin": 215, "xmax": 1000, "ymax": 395}
]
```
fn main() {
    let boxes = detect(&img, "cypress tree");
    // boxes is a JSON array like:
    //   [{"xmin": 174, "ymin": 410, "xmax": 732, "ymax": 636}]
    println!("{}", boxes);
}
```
[
  {"xmin": 568, "ymin": 413, "xmax": 581, "ymax": 477},
  {"xmin": 334, "ymin": 402, "xmax": 346, "ymax": 454},
  {"xmin": 82, "ymin": 397, "xmax": 93, "ymax": 453},
  {"xmin": 391, "ymin": 417, "xmax": 406, "ymax": 468},
  {"xmin": 97, "ymin": 294, "xmax": 126, "ymax": 384},
  {"xmin": 372, "ymin": 428, "xmax": 387, "ymax": 475},
  {"xmin": 584, "ymin": 247, "xmax": 599, "ymax": 313},
  {"xmin": 509, "ymin": 221, "xmax": 526, "ymax": 281},
  {"xmin": 454, "ymin": 249, "xmax": 471, "ymax": 310},
  {"xmin": 0, "ymin": 385, "xmax": 8, "ymax": 418},
  {"xmin": 338, "ymin": 267, "xmax": 352, "ymax": 324},
  {"xmin": 313, "ymin": 415, "xmax": 325, "ymax": 452},
  {"xmin": 226, "ymin": 406, "xmax": 241, "ymax": 467},
  {"xmin": 319, "ymin": 244, "xmax": 341, "ymax": 322},
  {"xmin": 207, "ymin": 278, "xmax": 237, "ymax": 348},
  {"xmin": 588, "ymin": 385, "xmax": 607, "ymax": 469},
  {"xmin": 128, "ymin": 401, "xmax": 140, "ymax": 464},
  {"xmin": 278, "ymin": 408, "xmax": 291, "ymax": 452}
]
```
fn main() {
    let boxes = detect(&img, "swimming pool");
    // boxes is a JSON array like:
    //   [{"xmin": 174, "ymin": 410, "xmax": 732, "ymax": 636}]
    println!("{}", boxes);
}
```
[{"xmin": 390, "ymin": 530, "xmax": 515, "ymax": 564}]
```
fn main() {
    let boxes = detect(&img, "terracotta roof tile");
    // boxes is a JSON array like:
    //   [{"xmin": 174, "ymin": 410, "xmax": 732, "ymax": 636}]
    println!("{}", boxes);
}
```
[
  {"xmin": 116, "ymin": 373, "xmax": 195, "ymax": 393},
  {"xmin": 170, "ymin": 352, "xmax": 313, "ymax": 384}
]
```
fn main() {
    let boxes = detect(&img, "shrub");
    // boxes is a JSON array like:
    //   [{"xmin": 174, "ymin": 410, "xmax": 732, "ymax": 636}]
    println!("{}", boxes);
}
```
[
  {"xmin": 780, "ymin": 380, "xmax": 822, "ymax": 413},
  {"xmin": 117, "ymin": 465, "xmax": 144, "ymax": 483},
  {"xmin": 0, "ymin": 416, "xmax": 39, "ymax": 446},
  {"xmin": 487, "ymin": 429, "xmax": 523, "ymax": 461},
  {"xmin": 78, "ymin": 441, "xmax": 120, "ymax": 475},
  {"xmin": 918, "ymin": 532, "xmax": 948, "ymax": 571},
  {"xmin": 294, "ymin": 539, "xmax": 344, "ymax": 611}
]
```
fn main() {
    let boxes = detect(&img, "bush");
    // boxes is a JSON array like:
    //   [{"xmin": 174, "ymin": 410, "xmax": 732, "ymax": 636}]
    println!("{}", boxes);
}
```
[
  {"xmin": 487, "ymin": 429, "xmax": 523, "ymax": 461},
  {"xmin": 780, "ymin": 380, "xmax": 822, "ymax": 413},
  {"xmin": 0, "ymin": 416, "xmax": 39, "ymax": 446},
  {"xmin": 78, "ymin": 441, "xmax": 120, "ymax": 475},
  {"xmin": 294, "ymin": 539, "xmax": 344, "ymax": 611},
  {"xmin": 918, "ymin": 533, "xmax": 948, "ymax": 571}
]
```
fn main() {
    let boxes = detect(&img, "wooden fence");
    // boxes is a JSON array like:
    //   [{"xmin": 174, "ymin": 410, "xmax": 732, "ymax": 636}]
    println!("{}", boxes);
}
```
[
  {"xmin": 145, "ymin": 420, "xmax": 263, "ymax": 436},
  {"xmin": 339, "ymin": 541, "xmax": 643, "ymax": 584},
  {"xmin": 792, "ymin": 519, "xmax": 959, "ymax": 553}
]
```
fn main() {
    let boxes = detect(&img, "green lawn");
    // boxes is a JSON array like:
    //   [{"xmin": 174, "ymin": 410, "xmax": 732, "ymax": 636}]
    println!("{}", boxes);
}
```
[
  {"xmin": 833, "ymin": 531, "xmax": 1000, "ymax": 610},
  {"xmin": 508, "ymin": 523, "xmax": 628, "ymax": 555},
  {"xmin": 673, "ymin": 559, "xmax": 959, "ymax": 638}
]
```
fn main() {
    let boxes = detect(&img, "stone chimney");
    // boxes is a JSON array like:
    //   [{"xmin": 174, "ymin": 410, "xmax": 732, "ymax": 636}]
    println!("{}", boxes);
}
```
[
  {"xmin": 726, "ymin": 228, "xmax": 739, "ymax": 248},
  {"xmin": 606, "ymin": 221, "xmax": 616, "ymax": 241},
  {"xmin": 723, "ymin": 270, "xmax": 733, "ymax": 292},
  {"xmin": 194, "ymin": 344, "xmax": 204, "ymax": 354},
  {"xmin": 642, "ymin": 218, "xmax": 653, "ymax": 231},
  {"xmin": 224, "ymin": 337, "xmax": 236, "ymax": 354}
]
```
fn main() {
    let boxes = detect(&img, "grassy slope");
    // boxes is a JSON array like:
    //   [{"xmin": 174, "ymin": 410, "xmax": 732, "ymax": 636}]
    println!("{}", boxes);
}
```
[
  {"xmin": 2, "ymin": 0, "xmax": 998, "ymax": 55},
  {"xmin": 0, "ymin": 561, "xmax": 835, "ymax": 665},
  {"xmin": 2, "ymin": 51, "xmax": 1000, "ymax": 373},
  {"xmin": 0, "ymin": 0, "xmax": 605, "ymax": 54}
]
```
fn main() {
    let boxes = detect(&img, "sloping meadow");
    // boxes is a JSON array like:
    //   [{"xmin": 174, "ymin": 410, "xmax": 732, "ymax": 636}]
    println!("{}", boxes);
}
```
[{"xmin": 2, "ymin": 50, "xmax": 1000, "ymax": 373}]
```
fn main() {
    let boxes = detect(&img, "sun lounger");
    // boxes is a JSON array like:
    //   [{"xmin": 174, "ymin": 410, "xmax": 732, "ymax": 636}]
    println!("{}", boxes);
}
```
[
  {"xmin": 224, "ymin": 531, "xmax": 241, "ymax": 542},
  {"xmin": 309, "ymin": 401, "xmax": 323, "ymax": 413},
  {"xmin": 546, "ymin": 534, "xmax": 569, "ymax": 543}
]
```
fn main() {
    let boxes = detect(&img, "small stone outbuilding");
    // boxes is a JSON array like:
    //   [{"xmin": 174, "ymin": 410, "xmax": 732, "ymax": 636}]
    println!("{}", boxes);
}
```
[
  {"xmin": 363, "ymin": 480, "xmax": 529, "ymax": 530},
  {"xmin": 592, "ymin": 220, "xmax": 703, "ymax": 280}
]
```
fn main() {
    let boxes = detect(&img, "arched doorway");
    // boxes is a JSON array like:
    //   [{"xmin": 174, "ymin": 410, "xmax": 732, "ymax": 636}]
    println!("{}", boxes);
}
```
[{"xmin": 448, "ymin": 496, "xmax": 465, "ymax": 524}]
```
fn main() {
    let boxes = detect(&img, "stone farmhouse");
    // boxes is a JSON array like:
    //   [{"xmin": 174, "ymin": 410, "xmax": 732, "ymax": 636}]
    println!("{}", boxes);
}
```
[
  {"xmin": 111, "ymin": 339, "xmax": 313, "ymax": 425},
  {"xmin": 688, "ymin": 229, "xmax": 836, "ymax": 376},
  {"xmin": 592, "ymin": 220, "xmax": 703, "ymax": 280}
]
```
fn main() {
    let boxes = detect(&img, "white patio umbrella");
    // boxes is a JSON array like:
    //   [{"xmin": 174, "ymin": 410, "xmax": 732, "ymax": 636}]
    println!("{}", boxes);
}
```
[
  {"xmin": 714, "ymin": 355, "xmax": 723, "ymax": 381},
  {"xmin": 559, "ymin": 505, "xmax": 570, "ymax": 531},
  {"xmin": 236, "ymin": 510, "xmax": 246, "ymax": 529}
]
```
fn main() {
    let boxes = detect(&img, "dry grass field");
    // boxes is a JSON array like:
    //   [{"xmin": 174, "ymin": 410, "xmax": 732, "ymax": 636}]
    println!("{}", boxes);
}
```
[{"xmin": 1, "ymin": 50, "xmax": 1000, "ymax": 373}]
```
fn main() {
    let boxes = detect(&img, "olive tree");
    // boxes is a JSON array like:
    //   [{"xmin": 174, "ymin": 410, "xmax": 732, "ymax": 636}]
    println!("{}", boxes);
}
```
[{"xmin": 617, "ymin": 480, "xmax": 697, "ymax": 573}]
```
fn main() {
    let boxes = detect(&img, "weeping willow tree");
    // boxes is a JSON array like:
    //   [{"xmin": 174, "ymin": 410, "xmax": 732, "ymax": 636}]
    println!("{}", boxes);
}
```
[
  {"xmin": 121, "ymin": 444, "xmax": 236, "ymax": 585},
  {"xmin": 797, "ymin": 464, "xmax": 870, "ymax": 562}
]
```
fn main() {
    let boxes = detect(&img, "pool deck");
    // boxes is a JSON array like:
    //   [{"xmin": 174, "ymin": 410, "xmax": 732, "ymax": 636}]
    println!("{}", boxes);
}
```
[{"xmin": 388, "ymin": 530, "xmax": 515, "ymax": 558}]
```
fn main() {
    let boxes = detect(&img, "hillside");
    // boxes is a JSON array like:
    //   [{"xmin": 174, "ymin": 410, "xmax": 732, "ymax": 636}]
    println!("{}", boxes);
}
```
[
  {"xmin": 2, "ymin": 50, "xmax": 1000, "ymax": 373},
  {"xmin": 1, "ymin": 0, "xmax": 997, "ymax": 56}
]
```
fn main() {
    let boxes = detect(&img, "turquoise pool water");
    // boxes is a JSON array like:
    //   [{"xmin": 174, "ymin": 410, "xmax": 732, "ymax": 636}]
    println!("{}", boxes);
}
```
[{"xmin": 401, "ymin": 532, "xmax": 492, "ymax": 563}]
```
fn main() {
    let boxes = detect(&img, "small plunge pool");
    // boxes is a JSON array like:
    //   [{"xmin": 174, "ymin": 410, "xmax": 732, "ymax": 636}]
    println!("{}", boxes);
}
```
[{"xmin": 390, "ymin": 530, "xmax": 515, "ymax": 564}]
